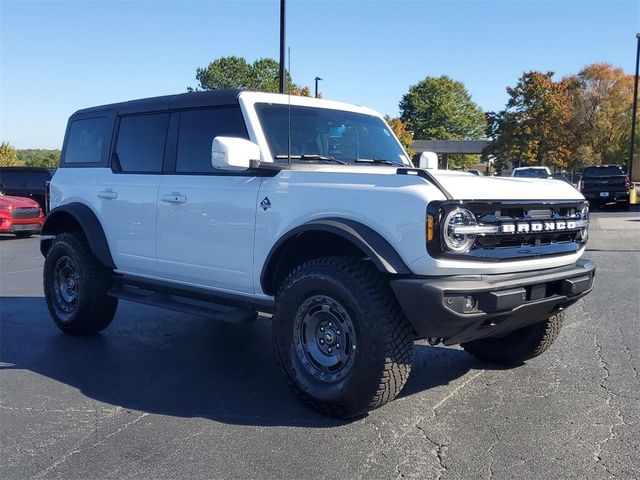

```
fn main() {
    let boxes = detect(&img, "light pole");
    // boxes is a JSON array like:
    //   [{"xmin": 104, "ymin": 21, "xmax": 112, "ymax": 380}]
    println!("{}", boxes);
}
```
[
  {"xmin": 279, "ymin": 0, "xmax": 286, "ymax": 94},
  {"xmin": 629, "ymin": 33, "xmax": 640, "ymax": 181},
  {"xmin": 314, "ymin": 76, "xmax": 322, "ymax": 98}
]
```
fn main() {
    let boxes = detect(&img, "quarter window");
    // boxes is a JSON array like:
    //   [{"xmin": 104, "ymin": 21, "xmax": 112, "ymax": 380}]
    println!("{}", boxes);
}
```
[
  {"xmin": 176, "ymin": 107, "xmax": 248, "ymax": 173},
  {"xmin": 64, "ymin": 117, "xmax": 107, "ymax": 164},
  {"xmin": 115, "ymin": 113, "xmax": 169, "ymax": 173}
]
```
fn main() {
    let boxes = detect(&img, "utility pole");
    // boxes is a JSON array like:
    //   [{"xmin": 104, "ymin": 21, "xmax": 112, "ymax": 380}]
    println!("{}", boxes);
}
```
[
  {"xmin": 314, "ymin": 77, "xmax": 322, "ymax": 98},
  {"xmin": 629, "ymin": 33, "xmax": 640, "ymax": 181},
  {"xmin": 279, "ymin": 0, "xmax": 286, "ymax": 94}
]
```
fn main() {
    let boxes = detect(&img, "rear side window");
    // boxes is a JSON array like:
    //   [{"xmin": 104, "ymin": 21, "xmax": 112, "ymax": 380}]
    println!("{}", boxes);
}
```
[
  {"xmin": 115, "ymin": 113, "xmax": 170, "ymax": 173},
  {"xmin": 64, "ymin": 117, "xmax": 108, "ymax": 164},
  {"xmin": 176, "ymin": 107, "xmax": 248, "ymax": 173},
  {"xmin": 513, "ymin": 169, "xmax": 548, "ymax": 178}
]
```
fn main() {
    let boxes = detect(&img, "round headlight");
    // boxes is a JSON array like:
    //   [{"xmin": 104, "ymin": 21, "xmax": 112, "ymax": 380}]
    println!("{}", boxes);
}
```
[
  {"xmin": 443, "ymin": 208, "xmax": 477, "ymax": 253},
  {"xmin": 579, "ymin": 205, "xmax": 589, "ymax": 242}
]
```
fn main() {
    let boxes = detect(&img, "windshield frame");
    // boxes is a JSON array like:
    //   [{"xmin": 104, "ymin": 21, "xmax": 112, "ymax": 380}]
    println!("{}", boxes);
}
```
[{"xmin": 240, "ymin": 94, "xmax": 412, "ymax": 167}]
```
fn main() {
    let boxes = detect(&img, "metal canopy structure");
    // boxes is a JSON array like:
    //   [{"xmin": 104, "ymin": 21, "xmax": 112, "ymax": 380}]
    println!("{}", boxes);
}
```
[
  {"xmin": 411, "ymin": 140, "xmax": 491, "ymax": 169},
  {"xmin": 411, "ymin": 140, "xmax": 491, "ymax": 154}
]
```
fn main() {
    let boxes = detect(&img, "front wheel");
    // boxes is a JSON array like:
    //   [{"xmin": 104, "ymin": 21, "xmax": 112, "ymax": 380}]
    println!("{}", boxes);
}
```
[
  {"xmin": 462, "ymin": 311, "xmax": 565, "ymax": 366},
  {"xmin": 43, "ymin": 232, "xmax": 118, "ymax": 335},
  {"xmin": 273, "ymin": 257, "xmax": 414, "ymax": 418}
]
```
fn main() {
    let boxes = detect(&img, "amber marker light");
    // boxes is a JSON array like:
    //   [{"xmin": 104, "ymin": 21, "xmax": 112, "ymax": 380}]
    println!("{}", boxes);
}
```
[{"xmin": 427, "ymin": 214, "xmax": 435, "ymax": 242}]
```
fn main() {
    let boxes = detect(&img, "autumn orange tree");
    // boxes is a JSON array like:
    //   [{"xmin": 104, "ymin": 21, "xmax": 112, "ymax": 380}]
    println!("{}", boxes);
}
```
[
  {"xmin": 489, "ymin": 71, "xmax": 575, "ymax": 171},
  {"xmin": 568, "ymin": 63, "xmax": 634, "ymax": 168},
  {"xmin": 384, "ymin": 117, "xmax": 415, "ymax": 158}
]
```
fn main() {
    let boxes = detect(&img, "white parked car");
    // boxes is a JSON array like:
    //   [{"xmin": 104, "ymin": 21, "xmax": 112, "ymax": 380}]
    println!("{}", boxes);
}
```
[
  {"xmin": 41, "ymin": 90, "xmax": 594, "ymax": 418},
  {"xmin": 511, "ymin": 166, "xmax": 552, "ymax": 178}
]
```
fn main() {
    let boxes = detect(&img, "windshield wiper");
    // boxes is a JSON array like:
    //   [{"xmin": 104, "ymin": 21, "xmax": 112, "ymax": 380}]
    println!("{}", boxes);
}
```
[
  {"xmin": 275, "ymin": 154, "xmax": 348, "ymax": 165},
  {"xmin": 354, "ymin": 158, "xmax": 403, "ymax": 166}
]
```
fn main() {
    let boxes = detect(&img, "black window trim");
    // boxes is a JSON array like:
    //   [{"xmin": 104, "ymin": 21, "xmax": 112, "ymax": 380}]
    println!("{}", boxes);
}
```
[{"xmin": 104, "ymin": 104, "xmax": 278, "ymax": 178}]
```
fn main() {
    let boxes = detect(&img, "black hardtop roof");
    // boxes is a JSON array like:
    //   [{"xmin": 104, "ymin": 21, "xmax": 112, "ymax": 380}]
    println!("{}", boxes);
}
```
[{"xmin": 72, "ymin": 89, "xmax": 244, "ymax": 117}]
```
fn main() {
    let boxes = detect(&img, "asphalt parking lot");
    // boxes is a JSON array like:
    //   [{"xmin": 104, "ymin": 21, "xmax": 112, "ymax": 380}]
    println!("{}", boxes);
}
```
[{"xmin": 1, "ymin": 210, "xmax": 639, "ymax": 480}]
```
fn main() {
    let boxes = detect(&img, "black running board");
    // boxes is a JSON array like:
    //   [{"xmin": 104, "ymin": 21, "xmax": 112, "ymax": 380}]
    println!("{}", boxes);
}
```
[{"xmin": 109, "ymin": 275, "xmax": 274, "ymax": 322}]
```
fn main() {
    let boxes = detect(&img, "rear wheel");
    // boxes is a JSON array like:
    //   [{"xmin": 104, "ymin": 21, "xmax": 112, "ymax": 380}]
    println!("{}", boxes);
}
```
[
  {"xmin": 462, "ymin": 311, "xmax": 564, "ymax": 366},
  {"xmin": 43, "ymin": 232, "xmax": 118, "ymax": 335},
  {"xmin": 273, "ymin": 257, "xmax": 414, "ymax": 418}
]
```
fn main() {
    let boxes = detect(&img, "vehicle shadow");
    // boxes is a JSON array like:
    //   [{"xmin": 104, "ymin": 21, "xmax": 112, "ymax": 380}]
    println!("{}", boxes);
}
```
[{"xmin": 0, "ymin": 297, "xmax": 479, "ymax": 427}]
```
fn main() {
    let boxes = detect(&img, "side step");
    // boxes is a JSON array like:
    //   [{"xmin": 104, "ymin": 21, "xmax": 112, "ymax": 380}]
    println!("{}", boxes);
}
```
[{"xmin": 109, "ymin": 284, "xmax": 258, "ymax": 323}]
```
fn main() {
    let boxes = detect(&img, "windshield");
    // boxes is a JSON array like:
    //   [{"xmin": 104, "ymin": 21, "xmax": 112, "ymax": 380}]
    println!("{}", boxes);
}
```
[
  {"xmin": 255, "ymin": 103, "xmax": 409, "ymax": 166},
  {"xmin": 513, "ymin": 168, "xmax": 549, "ymax": 178}
]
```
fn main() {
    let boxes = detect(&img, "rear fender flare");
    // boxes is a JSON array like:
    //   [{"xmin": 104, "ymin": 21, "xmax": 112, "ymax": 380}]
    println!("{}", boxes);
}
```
[{"xmin": 40, "ymin": 203, "xmax": 115, "ymax": 269}]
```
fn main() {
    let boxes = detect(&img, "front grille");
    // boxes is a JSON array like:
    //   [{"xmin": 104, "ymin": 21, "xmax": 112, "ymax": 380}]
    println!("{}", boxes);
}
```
[
  {"xmin": 10, "ymin": 207, "xmax": 41, "ymax": 219},
  {"xmin": 430, "ymin": 200, "xmax": 589, "ymax": 261}
]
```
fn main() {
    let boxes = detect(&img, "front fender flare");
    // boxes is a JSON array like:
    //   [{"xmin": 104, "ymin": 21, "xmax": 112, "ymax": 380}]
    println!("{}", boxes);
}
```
[{"xmin": 260, "ymin": 218, "xmax": 411, "ymax": 294}]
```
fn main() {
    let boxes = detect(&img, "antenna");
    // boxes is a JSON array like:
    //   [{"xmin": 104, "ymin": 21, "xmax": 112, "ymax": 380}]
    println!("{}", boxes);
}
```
[{"xmin": 287, "ymin": 46, "xmax": 292, "ymax": 168}]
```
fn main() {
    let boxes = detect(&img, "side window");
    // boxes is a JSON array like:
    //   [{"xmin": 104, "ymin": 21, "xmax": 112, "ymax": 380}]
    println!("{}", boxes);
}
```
[
  {"xmin": 115, "ymin": 113, "xmax": 169, "ymax": 173},
  {"xmin": 63, "ymin": 116, "xmax": 107, "ymax": 164},
  {"xmin": 176, "ymin": 107, "xmax": 248, "ymax": 173}
]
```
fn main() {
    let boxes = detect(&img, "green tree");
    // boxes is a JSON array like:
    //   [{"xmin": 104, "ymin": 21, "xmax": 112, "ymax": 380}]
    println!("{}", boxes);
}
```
[
  {"xmin": 0, "ymin": 142, "xmax": 19, "ymax": 166},
  {"xmin": 399, "ymin": 75, "xmax": 487, "ymax": 140},
  {"xmin": 399, "ymin": 75, "xmax": 486, "ymax": 168},
  {"xmin": 17, "ymin": 149, "xmax": 60, "ymax": 167},
  {"xmin": 489, "ymin": 71, "xmax": 574, "ymax": 170},
  {"xmin": 194, "ymin": 56, "xmax": 307, "ymax": 94},
  {"xmin": 195, "ymin": 56, "xmax": 253, "ymax": 90}
]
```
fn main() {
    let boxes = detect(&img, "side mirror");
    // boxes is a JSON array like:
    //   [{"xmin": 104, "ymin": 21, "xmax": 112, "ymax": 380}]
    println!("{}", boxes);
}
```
[
  {"xmin": 419, "ymin": 151, "xmax": 438, "ymax": 170},
  {"xmin": 211, "ymin": 137, "xmax": 260, "ymax": 171}
]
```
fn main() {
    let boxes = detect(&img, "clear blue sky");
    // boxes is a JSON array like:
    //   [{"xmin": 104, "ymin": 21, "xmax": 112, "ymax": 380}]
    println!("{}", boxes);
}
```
[{"xmin": 1, "ymin": 0, "xmax": 638, "ymax": 149}]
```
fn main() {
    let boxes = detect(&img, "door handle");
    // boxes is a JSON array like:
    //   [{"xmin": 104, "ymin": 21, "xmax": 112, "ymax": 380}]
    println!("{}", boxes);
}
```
[
  {"xmin": 97, "ymin": 190, "xmax": 117, "ymax": 200},
  {"xmin": 161, "ymin": 193, "xmax": 187, "ymax": 204}
]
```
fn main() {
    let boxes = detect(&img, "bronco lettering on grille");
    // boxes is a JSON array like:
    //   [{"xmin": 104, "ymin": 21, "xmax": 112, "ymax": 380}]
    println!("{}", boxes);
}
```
[{"xmin": 500, "ymin": 220, "xmax": 580, "ymax": 234}]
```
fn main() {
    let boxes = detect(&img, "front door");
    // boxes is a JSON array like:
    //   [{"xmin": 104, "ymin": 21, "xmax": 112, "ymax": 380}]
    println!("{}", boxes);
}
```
[{"xmin": 156, "ymin": 106, "xmax": 261, "ymax": 293}]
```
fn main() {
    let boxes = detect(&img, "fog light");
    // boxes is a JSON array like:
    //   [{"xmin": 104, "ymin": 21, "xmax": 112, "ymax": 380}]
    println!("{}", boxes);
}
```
[{"xmin": 463, "ymin": 296, "xmax": 477, "ymax": 312}]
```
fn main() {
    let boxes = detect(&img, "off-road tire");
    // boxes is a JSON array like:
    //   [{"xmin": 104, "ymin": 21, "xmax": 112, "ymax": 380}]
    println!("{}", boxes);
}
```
[
  {"xmin": 273, "ymin": 256, "xmax": 414, "ymax": 418},
  {"xmin": 43, "ymin": 232, "xmax": 118, "ymax": 335},
  {"xmin": 461, "ymin": 311, "xmax": 565, "ymax": 366}
]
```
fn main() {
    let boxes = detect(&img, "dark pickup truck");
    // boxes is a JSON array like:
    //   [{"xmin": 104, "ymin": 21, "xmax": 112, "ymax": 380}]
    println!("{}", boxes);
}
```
[
  {"xmin": 0, "ymin": 167, "xmax": 56, "ymax": 211},
  {"xmin": 578, "ymin": 165, "xmax": 631, "ymax": 209}
]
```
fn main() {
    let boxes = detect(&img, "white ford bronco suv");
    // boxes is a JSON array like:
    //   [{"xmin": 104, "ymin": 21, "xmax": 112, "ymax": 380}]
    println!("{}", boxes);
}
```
[{"xmin": 41, "ymin": 90, "xmax": 594, "ymax": 418}]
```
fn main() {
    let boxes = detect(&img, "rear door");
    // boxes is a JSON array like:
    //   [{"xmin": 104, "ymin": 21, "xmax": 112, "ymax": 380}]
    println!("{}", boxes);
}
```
[
  {"xmin": 98, "ymin": 112, "xmax": 169, "ymax": 276},
  {"xmin": 156, "ymin": 106, "xmax": 262, "ymax": 293}
]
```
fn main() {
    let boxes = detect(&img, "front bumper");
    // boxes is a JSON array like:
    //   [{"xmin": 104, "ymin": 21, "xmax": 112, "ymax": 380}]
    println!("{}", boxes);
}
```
[
  {"xmin": 0, "ymin": 218, "xmax": 43, "ymax": 233},
  {"xmin": 390, "ymin": 259, "xmax": 595, "ymax": 345}
]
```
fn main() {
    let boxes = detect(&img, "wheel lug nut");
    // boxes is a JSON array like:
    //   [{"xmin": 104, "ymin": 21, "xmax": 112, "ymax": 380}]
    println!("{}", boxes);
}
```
[
  {"xmin": 320, "ymin": 327, "xmax": 324, "ymax": 332},
  {"xmin": 328, "ymin": 322, "xmax": 332, "ymax": 327},
  {"xmin": 328, "ymin": 348, "xmax": 332, "ymax": 353},
  {"xmin": 337, "ymin": 343, "xmax": 340, "ymax": 348},
  {"xmin": 320, "ymin": 339, "xmax": 324, "ymax": 344},
  {"xmin": 336, "ymin": 330, "xmax": 340, "ymax": 335}
]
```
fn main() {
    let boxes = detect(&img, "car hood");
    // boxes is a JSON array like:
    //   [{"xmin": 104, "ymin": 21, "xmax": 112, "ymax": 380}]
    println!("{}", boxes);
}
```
[
  {"xmin": 429, "ymin": 170, "xmax": 583, "ymax": 200},
  {"xmin": 0, "ymin": 195, "xmax": 40, "ymax": 208},
  {"xmin": 295, "ymin": 165, "xmax": 584, "ymax": 201}
]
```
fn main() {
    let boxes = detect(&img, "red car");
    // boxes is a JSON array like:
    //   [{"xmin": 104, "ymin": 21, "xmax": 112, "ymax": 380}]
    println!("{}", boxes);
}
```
[{"xmin": 0, "ymin": 194, "xmax": 44, "ymax": 237}]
